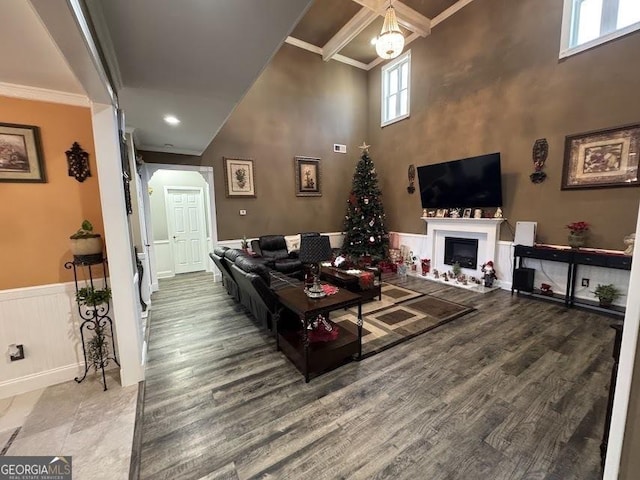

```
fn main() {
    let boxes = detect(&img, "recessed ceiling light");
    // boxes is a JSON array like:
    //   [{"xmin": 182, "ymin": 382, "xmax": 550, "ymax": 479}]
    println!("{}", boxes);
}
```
[
  {"xmin": 370, "ymin": 37, "xmax": 378, "ymax": 45},
  {"xmin": 163, "ymin": 115, "xmax": 180, "ymax": 126}
]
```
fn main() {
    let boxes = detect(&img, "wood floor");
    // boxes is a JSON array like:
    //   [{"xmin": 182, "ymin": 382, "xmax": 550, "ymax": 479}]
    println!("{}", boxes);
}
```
[{"xmin": 139, "ymin": 272, "xmax": 617, "ymax": 480}]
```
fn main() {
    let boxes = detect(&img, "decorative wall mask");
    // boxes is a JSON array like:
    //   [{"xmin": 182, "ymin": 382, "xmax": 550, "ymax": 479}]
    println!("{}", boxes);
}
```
[
  {"xmin": 407, "ymin": 164, "xmax": 416, "ymax": 193},
  {"xmin": 530, "ymin": 138, "xmax": 548, "ymax": 183},
  {"xmin": 66, "ymin": 142, "xmax": 91, "ymax": 182}
]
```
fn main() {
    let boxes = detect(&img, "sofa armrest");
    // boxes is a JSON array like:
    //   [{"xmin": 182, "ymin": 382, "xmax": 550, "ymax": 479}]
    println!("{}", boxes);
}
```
[{"xmin": 250, "ymin": 239, "xmax": 262, "ymax": 257}]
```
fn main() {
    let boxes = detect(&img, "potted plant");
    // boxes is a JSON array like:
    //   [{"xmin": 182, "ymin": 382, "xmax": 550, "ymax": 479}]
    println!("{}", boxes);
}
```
[
  {"xmin": 566, "ymin": 221, "xmax": 589, "ymax": 248},
  {"xmin": 75, "ymin": 286, "xmax": 112, "ymax": 371},
  {"xmin": 75, "ymin": 286, "xmax": 112, "ymax": 308},
  {"xmin": 592, "ymin": 284, "xmax": 622, "ymax": 308},
  {"xmin": 70, "ymin": 220, "xmax": 103, "ymax": 260}
]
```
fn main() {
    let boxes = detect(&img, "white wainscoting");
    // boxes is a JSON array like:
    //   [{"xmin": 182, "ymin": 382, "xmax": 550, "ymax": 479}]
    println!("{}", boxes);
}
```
[
  {"xmin": 0, "ymin": 282, "xmax": 97, "ymax": 398},
  {"xmin": 391, "ymin": 232, "xmax": 631, "ymax": 304}
]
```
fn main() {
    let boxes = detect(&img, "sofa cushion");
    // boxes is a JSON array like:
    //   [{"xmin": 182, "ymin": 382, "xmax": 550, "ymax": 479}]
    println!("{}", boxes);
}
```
[
  {"xmin": 235, "ymin": 256, "xmax": 271, "ymax": 285},
  {"xmin": 224, "ymin": 248, "xmax": 248, "ymax": 263},
  {"xmin": 284, "ymin": 234, "xmax": 301, "ymax": 253},
  {"xmin": 213, "ymin": 246, "xmax": 229, "ymax": 257}
]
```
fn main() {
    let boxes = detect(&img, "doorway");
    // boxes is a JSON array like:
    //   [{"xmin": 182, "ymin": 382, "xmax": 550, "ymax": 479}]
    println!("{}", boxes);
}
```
[{"xmin": 165, "ymin": 187, "xmax": 207, "ymax": 274}]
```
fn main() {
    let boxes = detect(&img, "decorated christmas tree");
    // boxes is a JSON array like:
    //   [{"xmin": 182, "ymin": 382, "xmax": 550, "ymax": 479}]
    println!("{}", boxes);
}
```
[{"xmin": 341, "ymin": 143, "xmax": 389, "ymax": 260}]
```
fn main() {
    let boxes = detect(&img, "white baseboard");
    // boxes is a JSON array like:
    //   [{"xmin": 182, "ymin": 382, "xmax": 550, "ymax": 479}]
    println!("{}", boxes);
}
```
[
  {"xmin": 157, "ymin": 271, "xmax": 174, "ymax": 279},
  {"xmin": 0, "ymin": 363, "xmax": 82, "ymax": 400}
]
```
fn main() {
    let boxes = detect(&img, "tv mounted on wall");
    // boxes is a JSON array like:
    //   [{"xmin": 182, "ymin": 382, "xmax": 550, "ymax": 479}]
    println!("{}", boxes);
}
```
[{"xmin": 417, "ymin": 152, "xmax": 503, "ymax": 209}]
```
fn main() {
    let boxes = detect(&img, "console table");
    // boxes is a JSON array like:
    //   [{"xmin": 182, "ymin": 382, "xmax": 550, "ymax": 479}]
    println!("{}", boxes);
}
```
[{"xmin": 512, "ymin": 244, "xmax": 631, "ymax": 315}]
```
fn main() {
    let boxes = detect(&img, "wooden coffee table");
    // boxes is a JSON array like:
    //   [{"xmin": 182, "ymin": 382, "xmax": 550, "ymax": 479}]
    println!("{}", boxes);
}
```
[
  {"xmin": 275, "ymin": 286, "xmax": 363, "ymax": 382},
  {"xmin": 320, "ymin": 266, "xmax": 382, "ymax": 302}
]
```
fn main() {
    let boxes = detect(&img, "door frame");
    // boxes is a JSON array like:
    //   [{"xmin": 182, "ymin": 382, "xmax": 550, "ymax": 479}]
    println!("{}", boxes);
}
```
[
  {"xmin": 164, "ymin": 186, "xmax": 208, "ymax": 274},
  {"xmin": 143, "ymin": 163, "xmax": 219, "ymax": 288}
]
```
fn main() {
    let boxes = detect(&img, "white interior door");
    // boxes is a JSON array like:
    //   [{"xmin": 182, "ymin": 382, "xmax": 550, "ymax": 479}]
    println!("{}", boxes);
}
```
[{"xmin": 166, "ymin": 187, "xmax": 207, "ymax": 274}]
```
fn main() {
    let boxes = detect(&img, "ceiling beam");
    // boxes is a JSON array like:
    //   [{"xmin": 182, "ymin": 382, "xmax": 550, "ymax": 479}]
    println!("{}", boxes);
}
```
[
  {"xmin": 432, "ymin": 0, "xmax": 476, "ymax": 28},
  {"xmin": 285, "ymin": 37, "xmax": 369, "ymax": 70},
  {"xmin": 322, "ymin": 7, "xmax": 378, "ymax": 61},
  {"xmin": 352, "ymin": 0, "xmax": 431, "ymax": 37}
]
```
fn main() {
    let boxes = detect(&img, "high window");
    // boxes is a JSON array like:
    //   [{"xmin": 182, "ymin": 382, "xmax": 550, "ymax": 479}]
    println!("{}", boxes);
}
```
[
  {"xmin": 381, "ymin": 50, "xmax": 411, "ymax": 127},
  {"xmin": 561, "ymin": 0, "xmax": 640, "ymax": 57}
]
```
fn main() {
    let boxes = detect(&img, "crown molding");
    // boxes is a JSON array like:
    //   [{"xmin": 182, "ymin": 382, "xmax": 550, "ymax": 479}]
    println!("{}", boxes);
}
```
[{"xmin": 0, "ymin": 82, "xmax": 90, "ymax": 107}]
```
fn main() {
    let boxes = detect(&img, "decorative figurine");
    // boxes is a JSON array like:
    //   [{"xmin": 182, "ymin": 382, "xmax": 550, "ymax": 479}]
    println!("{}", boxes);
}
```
[
  {"xmin": 481, "ymin": 261, "xmax": 498, "ymax": 288},
  {"xmin": 493, "ymin": 207, "xmax": 503, "ymax": 218},
  {"xmin": 540, "ymin": 283, "xmax": 553, "ymax": 296},
  {"xmin": 474, "ymin": 208, "xmax": 483, "ymax": 219},
  {"xmin": 443, "ymin": 272, "xmax": 449, "ymax": 282},
  {"xmin": 530, "ymin": 138, "xmax": 549, "ymax": 184},
  {"xmin": 422, "ymin": 208, "xmax": 428, "ymax": 218},
  {"xmin": 450, "ymin": 208, "xmax": 461, "ymax": 218},
  {"xmin": 433, "ymin": 269, "xmax": 439, "ymax": 279}
]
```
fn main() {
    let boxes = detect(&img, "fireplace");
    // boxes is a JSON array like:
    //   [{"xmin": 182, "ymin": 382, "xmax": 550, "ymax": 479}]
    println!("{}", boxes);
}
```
[
  {"xmin": 444, "ymin": 237, "xmax": 479, "ymax": 269},
  {"xmin": 421, "ymin": 217, "xmax": 504, "ymax": 278}
]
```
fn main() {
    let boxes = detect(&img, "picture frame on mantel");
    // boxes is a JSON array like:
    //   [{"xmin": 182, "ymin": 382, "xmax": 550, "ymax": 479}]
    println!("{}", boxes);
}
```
[
  {"xmin": 295, "ymin": 156, "xmax": 321, "ymax": 197},
  {"xmin": 0, "ymin": 122, "xmax": 46, "ymax": 183},
  {"xmin": 223, "ymin": 157, "xmax": 256, "ymax": 197},
  {"xmin": 561, "ymin": 123, "xmax": 640, "ymax": 190}
]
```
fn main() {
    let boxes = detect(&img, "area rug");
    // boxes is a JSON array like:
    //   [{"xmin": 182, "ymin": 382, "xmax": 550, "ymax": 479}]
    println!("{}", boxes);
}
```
[{"xmin": 332, "ymin": 290, "xmax": 475, "ymax": 358}]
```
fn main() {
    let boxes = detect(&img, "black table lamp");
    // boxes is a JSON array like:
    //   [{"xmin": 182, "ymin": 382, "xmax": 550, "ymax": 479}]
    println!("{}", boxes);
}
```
[{"xmin": 299, "ymin": 235, "xmax": 332, "ymax": 298}]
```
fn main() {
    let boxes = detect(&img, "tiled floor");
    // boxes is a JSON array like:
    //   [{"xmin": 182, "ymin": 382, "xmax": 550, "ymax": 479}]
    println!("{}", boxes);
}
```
[{"xmin": 0, "ymin": 370, "xmax": 137, "ymax": 479}]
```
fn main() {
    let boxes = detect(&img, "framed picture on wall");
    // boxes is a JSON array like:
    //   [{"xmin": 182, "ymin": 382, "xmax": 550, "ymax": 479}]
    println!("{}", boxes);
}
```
[
  {"xmin": 295, "ymin": 156, "xmax": 321, "ymax": 197},
  {"xmin": 0, "ymin": 123, "xmax": 46, "ymax": 183},
  {"xmin": 562, "ymin": 123, "xmax": 640, "ymax": 190},
  {"xmin": 224, "ymin": 157, "xmax": 256, "ymax": 197}
]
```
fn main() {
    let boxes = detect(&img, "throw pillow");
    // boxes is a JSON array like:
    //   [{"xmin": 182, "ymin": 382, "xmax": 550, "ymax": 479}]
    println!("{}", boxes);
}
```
[{"xmin": 284, "ymin": 234, "xmax": 301, "ymax": 253}]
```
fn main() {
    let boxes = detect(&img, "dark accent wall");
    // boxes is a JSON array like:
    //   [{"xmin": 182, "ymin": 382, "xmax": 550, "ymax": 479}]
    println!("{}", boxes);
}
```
[
  {"xmin": 367, "ymin": 0, "xmax": 640, "ymax": 250},
  {"xmin": 202, "ymin": 44, "xmax": 368, "ymax": 240}
]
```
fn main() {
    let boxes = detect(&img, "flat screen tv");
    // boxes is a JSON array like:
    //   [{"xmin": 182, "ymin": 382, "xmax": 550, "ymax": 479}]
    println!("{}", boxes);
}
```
[{"xmin": 417, "ymin": 153, "xmax": 503, "ymax": 209}]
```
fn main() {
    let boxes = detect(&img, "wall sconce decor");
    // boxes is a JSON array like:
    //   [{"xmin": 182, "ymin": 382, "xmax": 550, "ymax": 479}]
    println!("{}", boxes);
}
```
[
  {"xmin": 407, "ymin": 164, "xmax": 416, "ymax": 193},
  {"xmin": 530, "ymin": 138, "xmax": 548, "ymax": 184},
  {"xmin": 66, "ymin": 142, "xmax": 91, "ymax": 182}
]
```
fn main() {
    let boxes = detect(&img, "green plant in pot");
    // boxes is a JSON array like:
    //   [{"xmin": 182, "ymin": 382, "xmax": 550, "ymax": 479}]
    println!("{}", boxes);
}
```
[
  {"xmin": 70, "ymin": 220, "xmax": 103, "ymax": 260},
  {"xmin": 75, "ymin": 286, "xmax": 112, "ymax": 370},
  {"xmin": 75, "ymin": 286, "xmax": 112, "ymax": 307},
  {"xmin": 592, "ymin": 284, "xmax": 622, "ymax": 308}
]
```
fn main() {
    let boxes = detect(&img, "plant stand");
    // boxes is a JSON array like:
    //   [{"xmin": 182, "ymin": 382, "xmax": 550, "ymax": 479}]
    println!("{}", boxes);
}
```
[{"xmin": 65, "ymin": 256, "xmax": 119, "ymax": 391}]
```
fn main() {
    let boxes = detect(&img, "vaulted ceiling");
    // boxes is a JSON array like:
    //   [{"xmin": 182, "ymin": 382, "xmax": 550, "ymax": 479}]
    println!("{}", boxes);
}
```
[{"xmin": 0, "ymin": 1, "xmax": 476, "ymax": 156}]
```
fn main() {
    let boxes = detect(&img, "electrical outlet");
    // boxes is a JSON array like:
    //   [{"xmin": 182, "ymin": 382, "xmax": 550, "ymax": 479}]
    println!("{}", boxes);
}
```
[
  {"xmin": 239, "ymin": 209, "xmax": 247, "ymax": 216},
  {"xmin": 581, "ymin": 278, "xmax": 590, "ymax": 287}
]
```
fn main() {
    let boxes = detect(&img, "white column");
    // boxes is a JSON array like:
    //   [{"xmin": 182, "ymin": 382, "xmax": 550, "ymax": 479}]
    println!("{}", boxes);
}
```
[
  {"xmin": 604, "ymin": 200, "xmax": 640, "ymax": 479},
  {"xmin": 91, "ymin": 103, "xmax": 144, "ymax": 387}
]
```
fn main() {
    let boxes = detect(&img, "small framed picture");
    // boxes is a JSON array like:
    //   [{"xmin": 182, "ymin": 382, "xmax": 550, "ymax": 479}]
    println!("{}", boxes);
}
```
[
  {"xmin": 463, "ymin": 208, "xmax": 472, "ymax": 218},
  {"xmin": 294, "ymin": 156, "xmax": 321, "ymax": 197},
  {"xmin": 435, "ymin": 208, "xmax": 447, "ymax": 218},
  {"xmin": 0, "ymin": 123, "xmax": 46, "ymax": 183},
  {"xmin": 223, "ymin": 157, "xmax": 256, "ymax": 197}
]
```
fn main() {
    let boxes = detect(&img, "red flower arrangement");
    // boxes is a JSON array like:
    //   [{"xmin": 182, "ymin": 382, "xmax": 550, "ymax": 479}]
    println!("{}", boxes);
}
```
[{"xmin": 567, "ymin": 221, "xmax": 589, "ymax": 234}]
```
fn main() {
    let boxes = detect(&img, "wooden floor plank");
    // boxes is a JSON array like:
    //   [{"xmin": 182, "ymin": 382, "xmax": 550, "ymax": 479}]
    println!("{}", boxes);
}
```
[{"xmin": 138, "ymin": 272, "xmax": 616, "ymax": 480}]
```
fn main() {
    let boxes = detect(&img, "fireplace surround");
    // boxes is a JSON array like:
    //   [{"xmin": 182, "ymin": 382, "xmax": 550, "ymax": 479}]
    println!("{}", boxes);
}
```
[{"xmin": 421, "ymin": 217, "xmax": 505, "ymax": 278}]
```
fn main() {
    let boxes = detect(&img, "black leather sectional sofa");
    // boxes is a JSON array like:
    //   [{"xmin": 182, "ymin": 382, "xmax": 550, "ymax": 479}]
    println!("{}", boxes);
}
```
[{"xmin": 209, "ymin": 245, "xmax": 301, "ymax": 333}]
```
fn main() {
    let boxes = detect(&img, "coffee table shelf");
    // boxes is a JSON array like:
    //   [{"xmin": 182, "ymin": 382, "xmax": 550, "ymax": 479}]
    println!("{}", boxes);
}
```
[{"xmin": 275, "ymin": 286, "xmax": 363, "ymax": 382}]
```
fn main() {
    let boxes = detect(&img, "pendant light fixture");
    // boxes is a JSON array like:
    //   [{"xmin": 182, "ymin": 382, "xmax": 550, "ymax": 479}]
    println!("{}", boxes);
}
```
[{"xmin": 375, "ymin": 1, "xmax": 405, "ymax": 60}]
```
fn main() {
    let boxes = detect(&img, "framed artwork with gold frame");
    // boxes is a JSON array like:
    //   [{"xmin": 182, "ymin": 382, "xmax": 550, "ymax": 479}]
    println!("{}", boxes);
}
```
[{"xmin": 223, "ymin": 157, "xmax": 256, "ymax": 197}]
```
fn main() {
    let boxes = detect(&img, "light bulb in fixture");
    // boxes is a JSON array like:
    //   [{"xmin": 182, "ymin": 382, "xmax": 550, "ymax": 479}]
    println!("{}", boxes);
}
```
[
  {"xmin": 370, "ymin": 37, "xmax": 378, "ymax": 46},
  {"xmin": 164, "ymin": 115, "xmax": 180, "ymax": 126},
  {"xmin": 376, "ymin": 3, "xmax": 405, "ymax": 60}
]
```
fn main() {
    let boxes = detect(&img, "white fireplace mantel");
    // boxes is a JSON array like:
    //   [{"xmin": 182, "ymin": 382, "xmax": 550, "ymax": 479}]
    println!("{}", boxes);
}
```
[{"xmin": 420, "ymin": 217, "xmax": 505, "ymax": 275}]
